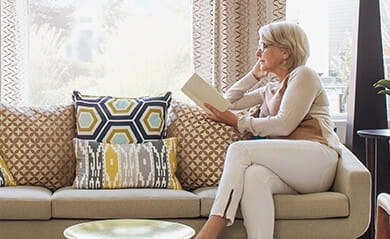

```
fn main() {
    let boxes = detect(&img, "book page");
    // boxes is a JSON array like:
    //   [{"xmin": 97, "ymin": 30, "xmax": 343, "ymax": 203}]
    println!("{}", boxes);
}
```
[{"xmin": 181, "ymin": 73, "xmax": 230, "ymax": 114}]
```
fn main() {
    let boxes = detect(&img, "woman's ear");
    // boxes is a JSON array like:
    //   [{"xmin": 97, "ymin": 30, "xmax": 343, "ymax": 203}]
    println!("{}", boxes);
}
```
[{"xmin": 282, "ymin": 48, "xmax": 292, "ymax": 60}]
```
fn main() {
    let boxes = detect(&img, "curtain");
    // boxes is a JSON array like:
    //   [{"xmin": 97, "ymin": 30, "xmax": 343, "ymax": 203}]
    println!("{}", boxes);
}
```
[
  {"xmin": 0, "ymin": 0, "xmax": 28, "ymax": 105},
  {"xmin": 192, "ymin": 0, "xmax": 286, "ymax": 92},
  {"xmin": 0, "ymin": 1, "xmax": 285, "ymax": 103}
]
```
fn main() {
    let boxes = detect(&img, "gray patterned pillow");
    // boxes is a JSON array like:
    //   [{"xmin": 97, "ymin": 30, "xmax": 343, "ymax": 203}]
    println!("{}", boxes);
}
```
[{"xmin": 72, "ymin": 137, "xmax": 182, "ymax": 189}]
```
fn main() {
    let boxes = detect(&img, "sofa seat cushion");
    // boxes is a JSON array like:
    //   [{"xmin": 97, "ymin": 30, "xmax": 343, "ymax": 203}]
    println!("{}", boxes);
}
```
[
  {"xmin": 52, "ymin": 187, "xmax": 200, "ymax": 219},
  {"xmin": 0, "ymin": 186, "xmax": 52, "ymax": 220},
  {"xmin": 194, "ymin": 187, "xmax": 349, "ymax": 219}
]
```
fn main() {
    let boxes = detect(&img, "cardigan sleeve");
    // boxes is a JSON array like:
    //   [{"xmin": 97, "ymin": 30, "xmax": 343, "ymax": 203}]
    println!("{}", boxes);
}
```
[
  {"xmin": 224, "ymin": 72, "xmax": 266, "ymax": 110},
  {"xmin": 237, "ymin": 66, "xmax": 323, "ymax": 136}
]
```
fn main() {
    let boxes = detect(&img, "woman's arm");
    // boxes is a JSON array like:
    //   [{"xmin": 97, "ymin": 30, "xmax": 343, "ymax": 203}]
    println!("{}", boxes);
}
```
[
  {"xmin": 237, "ymin": 66, "xmax": 323, "ymax": 136},
  {"xmin": 224, "ymin": 59, "xmax": 269, "ymax": 110},
  {"xmin": 224, "ymin": 72, "xmax": 266, "ymax": 110}
]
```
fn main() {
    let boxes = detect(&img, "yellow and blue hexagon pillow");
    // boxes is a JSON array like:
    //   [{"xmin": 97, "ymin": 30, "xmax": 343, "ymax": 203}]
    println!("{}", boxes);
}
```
[{"xmin": 73, "ymin": 91, "xmax": 172, "ymax": 144}]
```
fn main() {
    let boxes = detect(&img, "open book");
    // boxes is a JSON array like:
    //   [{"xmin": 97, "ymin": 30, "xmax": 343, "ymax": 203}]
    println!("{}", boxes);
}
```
[{"xmin": 181, "ymin": 73, "xmax": 230, "ymax": 114}]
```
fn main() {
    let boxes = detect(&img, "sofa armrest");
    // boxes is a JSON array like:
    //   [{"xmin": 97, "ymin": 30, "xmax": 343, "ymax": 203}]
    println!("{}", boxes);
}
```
[{"xmin": 331, "ymin": 144, "xmax": 371, "ymax": 235}]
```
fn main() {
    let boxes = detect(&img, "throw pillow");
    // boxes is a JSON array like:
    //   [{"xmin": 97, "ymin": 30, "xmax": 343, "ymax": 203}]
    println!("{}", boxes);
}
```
[
  {"xmin": 0, "ymin": 103, "xmax": 76, "ymax": 190},
  {"xmin": 0, "ymin": 155, "xmax": 17, "ymax": 187},
  {"xmin": 167, "ymin": 99, "xmax": 252, "ymax": 190},
  {"xmin": 73, "ymin": 137, "xmax": 182, "ymax": 190},
  {"xmin": 73, "ymin": 91, "xmax": 172, "ymax": 144}
]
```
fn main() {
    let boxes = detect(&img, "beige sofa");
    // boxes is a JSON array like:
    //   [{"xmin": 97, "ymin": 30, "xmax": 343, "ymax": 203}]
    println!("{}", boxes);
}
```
[
  {"xmin": 0, "ymin": 145, "xmax": 371, "ymax": 239},
  {"xmin": 0, "ymin": 101, "xmax": 371, "ymax": 239}
]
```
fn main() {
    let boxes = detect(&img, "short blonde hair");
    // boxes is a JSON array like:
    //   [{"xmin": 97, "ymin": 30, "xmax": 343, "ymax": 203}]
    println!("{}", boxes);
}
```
[{"xmin": 259, "ymin": 21, "xmax": 310, "ymax": 71}]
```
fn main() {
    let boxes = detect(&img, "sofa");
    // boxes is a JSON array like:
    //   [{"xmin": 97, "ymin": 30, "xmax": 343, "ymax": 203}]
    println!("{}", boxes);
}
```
[{"xmin": 0, "ymin": 96, "xmax": 371, "ymax": 239}]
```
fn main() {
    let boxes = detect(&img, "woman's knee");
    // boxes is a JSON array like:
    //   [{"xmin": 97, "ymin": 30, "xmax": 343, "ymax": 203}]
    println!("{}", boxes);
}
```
[
  {"xmin": 244, "ymin": 165, "xmax": 274, "ymax": 185},
  {"xmin": 226, "ymin": 141, "xmax": 250, "ymax": 162},
  {"xmin": 227, "ymin": 141, "xmax": 246, "ymax": 153}
]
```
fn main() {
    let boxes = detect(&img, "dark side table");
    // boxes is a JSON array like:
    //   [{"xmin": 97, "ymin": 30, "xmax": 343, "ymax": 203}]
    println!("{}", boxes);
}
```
[{"xmin": 357, "ymin": 129, "xmax": 390, "ymax": 239}]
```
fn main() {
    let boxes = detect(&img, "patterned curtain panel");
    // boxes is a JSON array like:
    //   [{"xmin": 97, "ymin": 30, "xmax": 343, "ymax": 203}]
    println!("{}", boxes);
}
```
[
  {"xmin": 192, "ymin": 0, "xmax": 286, "ymax": 92},
  {"xmin": 0, "ymin": 0, "xmax": 28, "ymax": 104}
]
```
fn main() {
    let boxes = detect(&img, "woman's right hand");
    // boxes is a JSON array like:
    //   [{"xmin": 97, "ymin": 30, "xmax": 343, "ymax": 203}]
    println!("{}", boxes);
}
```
[{"xmin": 251, "ymin": 58, "xmax": 268, "ymax": 81}]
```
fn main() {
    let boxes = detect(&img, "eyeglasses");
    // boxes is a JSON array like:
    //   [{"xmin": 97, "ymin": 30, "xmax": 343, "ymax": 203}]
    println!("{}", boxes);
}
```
[{"xmin": 258, "ymin": 42, "xmax": 273, "ymax": 53}]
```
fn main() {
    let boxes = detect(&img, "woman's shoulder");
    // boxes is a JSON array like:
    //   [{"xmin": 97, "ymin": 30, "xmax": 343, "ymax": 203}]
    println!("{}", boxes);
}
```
[
  {"xmin": 290, "ymin": 65, "xmax": 318, "ymax": 77},
  {"xmin": 289, "ymin": 65, "xmax": 321, "ymax": 82},
  {"xmin": 288, "ymin": 65, "xmax": 323, "ymax": 88}
]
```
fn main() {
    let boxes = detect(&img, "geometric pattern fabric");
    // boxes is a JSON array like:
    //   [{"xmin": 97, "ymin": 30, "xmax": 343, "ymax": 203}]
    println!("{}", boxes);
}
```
[
  {"xmin": 0, "ymin": 102, "xmax": 76, "ymax": 191},
  {"xmin": 0, "ymin": 0, "xmax": 27, "ymax": 105},
  {"xmin": 192, "ymin": 0, "xmax": 286, "ymax": 93},
  {"xmin": 73, "ymin": 91, "xmax": 172, "ymax": 144},
  {"xmin": 167, "ymin": 99, "xmax": 251, "ymax": 190},
  {"xmin": 72, "ymin": 137, "xmax": 182, "ymax": 190}
]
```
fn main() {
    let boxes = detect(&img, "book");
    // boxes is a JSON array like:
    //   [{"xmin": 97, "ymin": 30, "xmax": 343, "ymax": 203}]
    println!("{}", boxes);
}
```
[{"xmin": 181, "ymin": 73, "xmax": 230, "ymax": 114}]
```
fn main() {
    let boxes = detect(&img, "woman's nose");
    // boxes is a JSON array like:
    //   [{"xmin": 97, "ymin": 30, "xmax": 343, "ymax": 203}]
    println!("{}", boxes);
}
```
[{"xmin": 256, "ymin": 49, "xmax": 262, "ymax": 57}]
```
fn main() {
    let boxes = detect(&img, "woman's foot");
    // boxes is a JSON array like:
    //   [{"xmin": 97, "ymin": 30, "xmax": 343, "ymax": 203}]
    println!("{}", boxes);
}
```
[{"xmin": 195, "ymin": 215, "xmax": 229, "ymax": 239}]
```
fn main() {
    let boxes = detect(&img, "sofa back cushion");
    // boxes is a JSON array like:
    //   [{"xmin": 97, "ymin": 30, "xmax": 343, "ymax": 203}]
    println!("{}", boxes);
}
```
[
  {"xmin": 0, "ymin": 103, "xmax": 75, "ymax": 190},
  {"xmin": 167, "ymin": 99, "xmax": 251, "ymax": 190}
]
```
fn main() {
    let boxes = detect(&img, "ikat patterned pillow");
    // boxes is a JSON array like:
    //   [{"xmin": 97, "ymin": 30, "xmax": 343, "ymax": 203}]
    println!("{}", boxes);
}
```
[
  {"xmin": 0, "ymin": 155, "xmax": 17, "ymax": 187},
  {"xmin": 72, "ymin": 137, "xmax": 182, "ymax": 189},
  {"xmin": 73, "ymin": 91, "xmax": 172, "ymax": 144}
]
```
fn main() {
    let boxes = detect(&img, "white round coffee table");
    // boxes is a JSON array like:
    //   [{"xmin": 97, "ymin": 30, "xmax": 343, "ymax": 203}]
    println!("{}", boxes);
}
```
[{"xmin": 64, "ymin": 219, "xmax": 195, "ymax": 239}]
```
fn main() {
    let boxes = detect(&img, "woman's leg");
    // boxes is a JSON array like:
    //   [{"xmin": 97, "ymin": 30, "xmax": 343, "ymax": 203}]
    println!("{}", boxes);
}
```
[
  {"xmin": 196, "ymin": 139, "xmax": 338, "ymax": 239},
  {"xmin": 195, "ymin": 215, "xmax": 228, "ymax": 239},
  {"xmin": 241, "ymin": 165, "xmax": 296, "ymax": 239},
  {"xmin": 195, "ymin": 165, "xmax": 295, "ymax": 239}
]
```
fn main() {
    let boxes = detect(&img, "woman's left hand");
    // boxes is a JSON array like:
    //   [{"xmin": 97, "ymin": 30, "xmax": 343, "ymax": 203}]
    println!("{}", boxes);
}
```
[{"xmin": 204, "ymin": 103, "xmax": 238, "ymax": 128}]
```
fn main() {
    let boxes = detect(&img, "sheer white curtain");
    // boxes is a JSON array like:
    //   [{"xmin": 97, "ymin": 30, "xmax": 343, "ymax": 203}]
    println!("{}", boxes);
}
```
[
  {"xmin": 192, "ymin": 0, "xmax": 286, "ymax": 92},
  {"xmin": 0, "ymin": 0, "xmax": 286, "ymax": 104},
  {"xmin": 0, "ymin": 0, "xmax": 28, "ymax": 105}
]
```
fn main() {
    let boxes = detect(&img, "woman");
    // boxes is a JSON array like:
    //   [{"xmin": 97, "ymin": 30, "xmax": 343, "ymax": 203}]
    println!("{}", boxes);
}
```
[{"xmin": 195, "ymin": 21, "xmax": 341, "ymax": 239}]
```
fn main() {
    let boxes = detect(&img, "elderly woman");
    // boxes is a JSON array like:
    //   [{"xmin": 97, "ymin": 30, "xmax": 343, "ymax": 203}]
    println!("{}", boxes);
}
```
[{"xmin": 195, "ymin": 21, "xmax": 341, "ymax": 239}]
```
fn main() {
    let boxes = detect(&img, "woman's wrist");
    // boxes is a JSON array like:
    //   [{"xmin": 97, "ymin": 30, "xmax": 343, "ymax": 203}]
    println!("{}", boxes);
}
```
[
  {"xmin": 251, "ymin": 71, "xmax": 268, "ymax": 81},
  {"xmin": 251, "ymin": 71, "xmax": 261, "ymax": 81}
]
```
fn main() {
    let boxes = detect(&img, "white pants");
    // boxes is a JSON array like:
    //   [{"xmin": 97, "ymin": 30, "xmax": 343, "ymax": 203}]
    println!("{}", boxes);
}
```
[{"xmin": 210, "ymin": 139, "xmax": 339, "ymax": 239}]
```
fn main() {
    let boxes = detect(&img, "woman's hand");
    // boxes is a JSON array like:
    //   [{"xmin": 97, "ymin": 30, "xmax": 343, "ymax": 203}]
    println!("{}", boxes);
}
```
[
  {"xmin": 204, "ymin": 103, "xmax": 238, "ymax": 128},
  {"xmin": 251, "ymin": 58, "xmax": 268, "ymax": 81}
]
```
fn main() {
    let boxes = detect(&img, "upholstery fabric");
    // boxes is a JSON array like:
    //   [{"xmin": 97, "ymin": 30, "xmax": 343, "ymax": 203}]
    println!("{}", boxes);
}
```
[
  {"xmin": 52, "ymin": 186, "xmax": 199, "ymax": 219},
  {"xmin": 193, "ymin": 187, "xmax": 349, "ymax": 219},
  {"xmin": 167, "ymin": 99, "xmax": 251, "ymax": 190},
  {"xmin": 0, "ymin": 155, "xmax": 16, "ymax": 186},
  {"xmin": 0, "ymin": 103, "xmax": 76, "ymax": 191},
  {"xmin": 0, "ymin": 186, "xmax": 52, "ymax": 220},
  {"xmin": 73, "ymin": 91, "xmax": 172, "ymax": 144},
  {"xmin": 73, "ymin": 137, "xmax": 182, "ymax": 189}
]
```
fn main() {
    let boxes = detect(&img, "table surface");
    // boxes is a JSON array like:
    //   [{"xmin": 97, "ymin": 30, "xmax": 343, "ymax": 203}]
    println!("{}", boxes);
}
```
[
  {"xmin": 357, "ymin": 129, "xmax": 390, "ymax": 139},
  {"xmin": 63, "ymin": 219, "xmax": 195, "ymax": 239}
]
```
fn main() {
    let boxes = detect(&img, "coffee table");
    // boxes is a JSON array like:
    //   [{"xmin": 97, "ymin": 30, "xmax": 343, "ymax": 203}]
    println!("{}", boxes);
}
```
[{"xmin": 63, "ymin": 219, "xmax": 195, "ymax": 239}]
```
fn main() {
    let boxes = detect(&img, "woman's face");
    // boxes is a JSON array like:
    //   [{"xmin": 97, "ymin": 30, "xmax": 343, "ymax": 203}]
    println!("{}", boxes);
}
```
[{"xmin": 256, "ymin": 40, "xmax": 290, "ymax": 73}]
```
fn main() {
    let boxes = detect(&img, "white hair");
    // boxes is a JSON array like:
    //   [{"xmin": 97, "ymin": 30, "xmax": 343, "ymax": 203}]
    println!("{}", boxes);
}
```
[{"xmin": 259, "ymin": 21, "xmax": 310, "ymax": 70}]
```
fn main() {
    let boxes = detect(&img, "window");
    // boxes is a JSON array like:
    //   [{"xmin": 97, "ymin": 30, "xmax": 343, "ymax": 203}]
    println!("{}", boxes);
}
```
[
  {"xmin": 28, "ymin": 0, "xmax": 192, "ymax": 106},
  {"xmin": 286, "ymin": 0, "xmax": 359, "ymax": 116},
  {"xmin": 381, "ymin": 0, "xmax": 390, "ymax": 79},
  {"xmin": 380, "ymin": 0, "xmax": 390, "ymax": 119}
]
